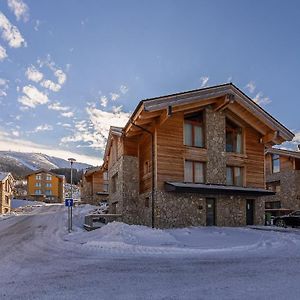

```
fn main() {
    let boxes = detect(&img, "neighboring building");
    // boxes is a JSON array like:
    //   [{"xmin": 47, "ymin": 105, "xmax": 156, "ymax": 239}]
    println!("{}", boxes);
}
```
[
  {"xmin": 26, "ymin": 170, "xmax": 65, "ymax": 203},
  {"xmin": 102, "ymin": 83, "xmax": 294, "ymax": 228},
  {"xmin": 265, "ymin": 148, "xmax": 300, "ymax": 216},
  {"xmin": 81, "ymin": 166, "xmax": 109, "ymax": 205},
  {"xmin": 0, "ymin": 172, "xmax": 14, "ymax": 214}
]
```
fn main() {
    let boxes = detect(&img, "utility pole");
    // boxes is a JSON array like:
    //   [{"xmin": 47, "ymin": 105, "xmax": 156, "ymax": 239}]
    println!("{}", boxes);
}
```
[{"xmin": 68, "ymin": 158, "xmax": 76, "ymax": 232}]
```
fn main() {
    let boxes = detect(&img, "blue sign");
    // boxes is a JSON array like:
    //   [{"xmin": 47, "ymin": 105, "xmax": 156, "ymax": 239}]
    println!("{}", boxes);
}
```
[{"xmin": 65, "ymin": 198, "xmax": 73, "ymax": 207}]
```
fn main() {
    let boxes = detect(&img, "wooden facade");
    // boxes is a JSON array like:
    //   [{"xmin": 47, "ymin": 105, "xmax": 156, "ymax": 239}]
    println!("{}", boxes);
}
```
[{"xmin": 102, "ymin": 83, "xmax": 294, "ymax": 227}]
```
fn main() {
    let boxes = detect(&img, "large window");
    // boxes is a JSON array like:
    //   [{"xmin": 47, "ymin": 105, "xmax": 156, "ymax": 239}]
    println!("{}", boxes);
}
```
[
  {"xmin": 35, "ymin": 182, "xmax": 41, "ymax": 187},
  {"xmin": 45, "ymin": 190, "xmax": 52, "ymax": 195},
  {"xmin": 184, "ymin": 111, "xmax": 204, "ymax": 148},
  {"xmin": 266, "ymin": 181, "xmax": 281, "ymax": 193},
  {"xmin": 184, "ymin": 160, "xmax": 205, "ymax": 183},
  {"xmin": 46, "ymin": 183, "xmax": 52, "ymax": 187},
  {"xmin": 36, "ymin": 174, "xmax": 41, "ymax": 180},
  {"xmin": 46, "ymin": 175, "xmax": 52, "ymax": 181},
  {"xmin": 272, "ymin": 154, "xmax": 280, "ymax": 173},
  {"xmin": 226, "ymin": 166, "xmax": 243, "ymax": 186},
  {"xmin": 35, "ymin": 189, "xmax": 41, "ymax": 195},
  {"xmin": 226, "ymin": 119, "xmax": 242, "ymax": 153}
]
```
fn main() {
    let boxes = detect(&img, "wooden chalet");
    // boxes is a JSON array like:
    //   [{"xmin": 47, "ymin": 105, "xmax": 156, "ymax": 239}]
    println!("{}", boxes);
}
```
[
  {"xmin": 265, "ymin": 148, "xmax": 300, "ymax": 216},
  {"xmin": 103, "ymin": 83, "xmax": 294, "ymax": 228}
]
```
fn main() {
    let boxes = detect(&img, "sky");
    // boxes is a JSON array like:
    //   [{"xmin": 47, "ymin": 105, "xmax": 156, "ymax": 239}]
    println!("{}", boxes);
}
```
[{"xmin": 0, "ymin": 0, "xmax": 299, "ymax": 166}]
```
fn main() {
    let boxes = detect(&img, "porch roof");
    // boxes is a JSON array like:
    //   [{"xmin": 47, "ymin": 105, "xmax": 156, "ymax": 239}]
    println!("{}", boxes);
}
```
[{"xmin": 165, "ymin": 182, "xmax": 275, "ymax": 197}]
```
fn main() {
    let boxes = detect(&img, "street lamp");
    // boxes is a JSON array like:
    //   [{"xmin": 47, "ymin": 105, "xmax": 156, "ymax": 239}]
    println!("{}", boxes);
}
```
[{"xmin": 68, "ymin": 158, "xmax": 76, "ymax": 232}]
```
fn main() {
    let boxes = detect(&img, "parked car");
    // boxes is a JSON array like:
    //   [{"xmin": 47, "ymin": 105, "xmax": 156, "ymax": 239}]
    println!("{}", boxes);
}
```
[{"xmin": 274, "ymin": 211, "xmax": 300, "ymax": 227}]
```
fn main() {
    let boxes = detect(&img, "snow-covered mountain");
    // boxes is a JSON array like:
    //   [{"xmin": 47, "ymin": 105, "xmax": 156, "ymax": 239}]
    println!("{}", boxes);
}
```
[{"xmin": 0, "ymin": 151, "xmax": 92, "ymax": 178}]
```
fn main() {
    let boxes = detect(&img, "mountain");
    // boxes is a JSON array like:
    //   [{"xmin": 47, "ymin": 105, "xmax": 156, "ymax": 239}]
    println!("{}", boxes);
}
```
[{"xmin": 0, "ymin": 151, "xmax": 92, "ymax": 178}]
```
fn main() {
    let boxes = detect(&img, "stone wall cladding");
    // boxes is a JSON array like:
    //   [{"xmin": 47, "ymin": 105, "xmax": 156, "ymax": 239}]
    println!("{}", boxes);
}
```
[
  {"xmin": 205, "ymin": 107, "xmax": 226, "ymax": 184},
  {"xmin": 265, "ymin": 170, "xmax": 300, "ymax": 210},
  {"xmin": 135, "ymin": 191, "xmax": 265, "ymax": 229}
]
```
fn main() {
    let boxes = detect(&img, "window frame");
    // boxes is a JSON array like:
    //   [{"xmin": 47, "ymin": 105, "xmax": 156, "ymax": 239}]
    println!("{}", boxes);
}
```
[
  {"xmin": 184, "ymin": 111, "xmax": 205, "ymax": 148},
  {"xmin": 226, "ymin": 119, "xmax": 243, "ymax": 154},
  {"xmin": 271, "ymin": 154, "xmax": 280, "ymax": 173},
  {"xmin": 184, "ymin": 160, "xmax": 205, "ymax": 183},
  {"xmin": 226, "ymin": 166, "xmax": 244, "ymax": 186}
]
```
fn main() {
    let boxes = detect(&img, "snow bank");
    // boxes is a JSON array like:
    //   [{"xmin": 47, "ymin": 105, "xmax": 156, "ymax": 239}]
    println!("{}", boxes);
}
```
[{"xmin": 11, "ymin": 199, "xmax": 45, "ymax": 209}]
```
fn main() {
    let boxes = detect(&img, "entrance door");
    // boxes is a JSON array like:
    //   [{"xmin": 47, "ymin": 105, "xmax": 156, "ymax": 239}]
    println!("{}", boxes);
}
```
[
  {"xmin": 246, "ymin": 199, "xmax": 254, "ymax": 225},
  {"xmin": 206, "ymin": 198, "xmax": 216, "ymax": 226}
]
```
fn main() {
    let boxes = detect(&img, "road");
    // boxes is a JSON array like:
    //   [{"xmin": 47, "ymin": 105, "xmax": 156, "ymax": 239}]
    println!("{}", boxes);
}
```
[{"xmin": 1, "ymin": 205, "xmax": 300, "ymax": 299}]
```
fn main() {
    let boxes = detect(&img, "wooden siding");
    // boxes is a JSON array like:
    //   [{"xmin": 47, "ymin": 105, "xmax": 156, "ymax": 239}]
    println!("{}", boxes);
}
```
[{"xmin": 156, "ymin": 112, "xmax": 185, "ymax": 191}]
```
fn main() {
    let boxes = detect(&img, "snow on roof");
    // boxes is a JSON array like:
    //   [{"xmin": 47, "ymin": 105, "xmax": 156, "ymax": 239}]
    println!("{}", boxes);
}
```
[{"xmin": 0, "ymin": 172, "xmax": 11, "ymax": 181}]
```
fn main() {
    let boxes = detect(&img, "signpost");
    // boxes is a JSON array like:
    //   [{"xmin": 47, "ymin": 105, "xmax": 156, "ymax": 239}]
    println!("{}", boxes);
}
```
[{"xmin": 65, "ymin": 198, "xmax": 73, "ymax": 232}]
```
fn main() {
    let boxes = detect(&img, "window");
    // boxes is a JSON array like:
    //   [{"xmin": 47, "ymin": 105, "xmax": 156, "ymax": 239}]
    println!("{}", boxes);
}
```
[
  {"xmin": 46, "ymin": 175, "xmax": 52, "ymax": 181},
  {"xmin": 103, "ymin": 171, "xmax": 108, "ymax": 181},
  {"xmin": 184, "ymin": 161, "xmax": 205, "ymax": 183},
  {"xmin": 103, "ymin": 183, "xmax": 109, "ymax": 192},
  {"xmin": 35, "ymin": 189, "xmax": 41, "ymax": 195},
  {"xmin": 266, "ymin": 181, "xmax": 281, "ymax": 193},
  {"xmin": 226, "ymin": 166, "xmax": 243, "ymax": 186},
  {"xmin": 46, "ymin": 183, "xmax": 52, "ymax": 187},
  {"xmin": 272, "ymin": 154, "xmax": 280, "ymax": 173},
  {"xmin": 265, "ymin": 201, "xmax": 281, "ymax": 209},
  {"xmin": 5, "ymin": 195, "xmax": 9, "ymax": 204},
  {"xmin": 111, "ymin": 173, "xmax": 118, "ymax": 194},
  {"xmin": 145, "ymin": 197, "xmax": 150, "ymax": 208},
  {"xmin": 45, "ymin": 190, "xmax": 52, "ymax": 195},
  {"xmin": 144, "ymin": 160, "xmax": 151, "ymax": 175},
  {"xmin": 226, "ymin": 119, "xmax": 243, "ymax": 153},
  {"xmin": 5, "ymin": 180, "xmax": 8, "ymax": 192},
  {"xmin": 35, "ymin": 182, "xmax": 41, "ymax": 187},
  {"xmin": 36, "ymin": 174, "xmax": 41, "ymax": 180},
  {"xmin": 184, "ymin": 111, "xmax": 204, "ymax": 147}
]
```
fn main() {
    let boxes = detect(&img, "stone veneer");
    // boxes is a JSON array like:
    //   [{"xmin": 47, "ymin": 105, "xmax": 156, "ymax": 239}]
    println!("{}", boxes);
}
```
[{"xmin": 266, "ymin": 170, "xmax": 300, "ymax": 210}]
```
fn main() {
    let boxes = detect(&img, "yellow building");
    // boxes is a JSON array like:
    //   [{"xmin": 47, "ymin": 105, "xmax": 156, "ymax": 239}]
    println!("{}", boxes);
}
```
[
  {"xmin": 26, "ymin": 170, "xmax": 65, "ymax": 203},
  {"xmin": 0, "ymin": 172, "xmax": 14, "ymax": 214}
]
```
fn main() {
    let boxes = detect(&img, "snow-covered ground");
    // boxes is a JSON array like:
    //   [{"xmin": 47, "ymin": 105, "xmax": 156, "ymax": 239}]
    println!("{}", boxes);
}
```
[
  {"xmin": 11, "ymin": 198, "xmax": 45, "ymax": 209},
  {"xmin": 1, "ymin": 205, "xmax": 300, "ymax": 299}
]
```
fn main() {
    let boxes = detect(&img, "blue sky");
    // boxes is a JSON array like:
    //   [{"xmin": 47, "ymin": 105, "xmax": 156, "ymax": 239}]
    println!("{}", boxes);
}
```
[{"xmin": 0, "ymin": 0, "xmax": 299, "ymax": 165}]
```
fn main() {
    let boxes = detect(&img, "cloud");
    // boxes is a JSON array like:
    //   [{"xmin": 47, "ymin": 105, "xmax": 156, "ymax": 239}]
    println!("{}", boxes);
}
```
[
  {"xmin": 100, "ymin": 96, "xmax": 108, "ymax": 107},
  {"xmin": 34, "ymin": 124, "xmax": 53, "ymax": 132},
  {"xmin": 48, "ymin": 101, "xmax": 69, "ymax": 111},
  {"xmin": 18, "ymin": 85, "xmax": 48, "ymax": 108},
  {"xmin": 40, "ymin": 79, "xmax": 61, "ymax": 92},
  {"xmin": 54, "ymin": 69, "xmax": 66, "ymax": 85},
  {"xmin": 253, "ymin": 92, "xmax": 271, "ymax": 106},
  {"xmin": 0, "ymin": 129, "xmax": 100, "ymax": 165},
  {"xmin": 34, "ymin": 19, "xmax": 40, "ymax": 31},
  {"xmin": 61, "ymin": 105, "xmax": 129, "ymax": 150},
  {"xmin": 60, "ymin": 111, "xmax": 74, "ymax": 118},
  {"xmin": 120, "ymin": 85, "xmax": 129, "ymax": 94},
  {"xmin": 7, "ymin": 0, "xmax": 29, "ymax": 22},
  {"xmin": 245, "ymin": 81, "xmax": 256, "ymax": 93},
  {"xmin": 110, "ymin": 92, "xmax": 120, "ymax": 101},
  {"xmin": 25, "ymin": 65, "xmax": 43, "ymax": 82},
  {"xmin": 0, "ymin": 78, "xmax": 9, "ymax": 97},
  {"xmin": 200, "ymin": 76, "xmax": 209, "ymax": 88},
  {"xmin": 0, "ymin": 12, "xmax": 26, "ymax": 48},
  {"xmin": 0, "ymin": 44, "xmax": 7, "ymax": 61},
  {"xmin": 11, "ymin": 130, "xmax": 19, "ymax": 136}
]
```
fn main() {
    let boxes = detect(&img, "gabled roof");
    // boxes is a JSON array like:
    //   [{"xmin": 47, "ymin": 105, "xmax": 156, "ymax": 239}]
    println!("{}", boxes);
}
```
[
  {"xmin": 84, "ymin": 166, "xmax": 102, "ymax": 177},
  {"xmin": 0, "ymin": 172, "xmax": 13, "ymax": 182},
  {"xmin": 124, "ymin": 83, "xmax": 294, "ymax": 143},
  {"xmin": 25, "ymin": 169, "xmax": 65, "ymax": 179},
  {"xmin": 265, "ymin": 148, "xmax": 300, "ymax": 159},
  {"xmin": 103, "ymin": 126, "xmax": 123, "ymax": 167}
]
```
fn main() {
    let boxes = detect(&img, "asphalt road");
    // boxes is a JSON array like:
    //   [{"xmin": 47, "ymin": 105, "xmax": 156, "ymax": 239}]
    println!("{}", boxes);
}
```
[{"xmin": 1, "ymin": 205, "xmax": 300, "ymax": 300}]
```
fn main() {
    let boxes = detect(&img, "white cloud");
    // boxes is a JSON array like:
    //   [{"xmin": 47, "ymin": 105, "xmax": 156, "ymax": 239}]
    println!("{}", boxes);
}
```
[
  {"xmin": 54, "ymin": 69, "xmax": 66, "ymax": 85},
  {"xmin": 61, "ymin": 111, "xmax": 74, "ymax": 118},
  {"xmin": 0, "ymin": 12, "xmax": 26, "ymax": 48},
  {"xmin": 61, "ymin": 105, "xmax": 129, "ymax": 150},
  {"xmin": 0, "ymin": 78, "xmax": 9, "ymax": 97},
  {"xmin": 120, "ymin": 85, "xmax": 129, "ymax": 94},
  {"xmin": 200, "ymin": 76, "xmax": 209, "ymax": 88},
  {"xmin": 100, "ymin": 96, "xmax": 108, "ymax": 107},
  {"xmin": 25, "ymin": 65, "xmax": 43, "ymax": 82},
  {"xmin": 0, "ymin": 44, "xmax": 7, "ymax": 61},
  {"xmin": 110, "ymin": 92, "xmax": 120, "ymax": 101},
  {"xmin": 40, "ymin": 79, "xmax": 61, "ymax": 92},
  {"xmin": 34, "ymin": 19, "xmax": 40, "ymax": 31},
  {"xmin": 7, "ymin": 0, "xmax": 29, "ymax": 22},
  {"xmin": 18, "ymin": 85, "xmax": 48, "ymax": 108},
  {"xmin": 0, "ymin": 129, "xmax": 100, "ymax": 165},
  {"xmin": 253, "ymin": 92, "xmax": 271, "ymax": 106},
  {"xmin": 245, "ymin": 81, "xmax": 256, "ymax": 93},
  {"xmin": 11, "ymin": 130, "xmax": 19, "ymax": 136},
  {"xmin": 34, "ymin": 124, "xmax": 53, "ymax": 132},
  {"xmin": 48, "ymin": 101, "xmax": 69, "ymax": 111}
]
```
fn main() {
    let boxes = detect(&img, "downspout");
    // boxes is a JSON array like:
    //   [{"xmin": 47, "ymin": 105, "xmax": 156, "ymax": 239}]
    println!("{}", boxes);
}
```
[{"xmin": 130, "ymin": 120, "xmax": 156, "ymax": 228}]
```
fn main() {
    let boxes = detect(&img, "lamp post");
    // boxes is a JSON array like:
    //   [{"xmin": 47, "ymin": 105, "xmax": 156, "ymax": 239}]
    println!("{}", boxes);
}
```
[{"xmin": 68, "ymin": 158, "xmax": 76, "ymax": 232}]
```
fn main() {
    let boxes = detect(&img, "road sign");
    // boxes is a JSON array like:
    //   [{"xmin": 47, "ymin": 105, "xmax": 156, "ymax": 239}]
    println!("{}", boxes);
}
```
[{"xmin": 65, "ymin": 198, "xmax": 73, "ymax": 207}]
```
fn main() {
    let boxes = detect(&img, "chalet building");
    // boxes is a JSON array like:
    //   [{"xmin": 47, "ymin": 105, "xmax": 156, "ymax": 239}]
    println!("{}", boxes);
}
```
[
  {"xmin": 0, "ymin": 172, "xmax": 14, "ymax": 214},
  {"xmin": 103, "ymin": 83, "xmax": 294, "ymax": 228},
  {"xmin": 26, "ymin": 170, "xmax": 65, "ymax": 203},
  {"xmin": 265, "ymin": 148, "xmax": 300, "ymax": 216},
  {"xmin": 81, "ymin": 166, "xmax": 109, "ymax": 205}
]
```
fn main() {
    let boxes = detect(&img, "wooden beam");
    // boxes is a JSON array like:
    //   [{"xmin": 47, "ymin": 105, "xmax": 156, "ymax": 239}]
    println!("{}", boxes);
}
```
[{"xmin": 261, "ymin": 131, "xmax": 279, "ymax": 144}]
